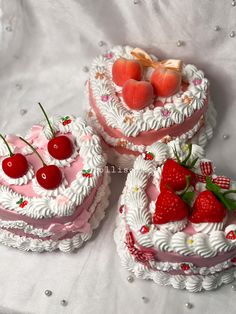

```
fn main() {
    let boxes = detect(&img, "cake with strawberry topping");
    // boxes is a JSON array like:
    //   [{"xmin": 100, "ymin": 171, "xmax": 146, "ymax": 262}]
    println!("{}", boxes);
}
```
[
  {"xmin": 0, "ymin": 105, "xmax": 110, "ymax": 252},
  {"xmin": 87, "ymin": 45, "xmax": 216, "ymax": 168},
  {"xmin": 114, "ymin": 141, "xmax": 236, "ymax": 292}
]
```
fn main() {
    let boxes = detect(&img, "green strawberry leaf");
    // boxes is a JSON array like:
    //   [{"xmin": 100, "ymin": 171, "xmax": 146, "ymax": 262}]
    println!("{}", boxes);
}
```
[
  {"xmin": 182, "ymin": 191, "xmax": 195, "ymax": 206},
  {"xmin": 16, "ymin": 197, "xmax": 23, "ymax": 204}
]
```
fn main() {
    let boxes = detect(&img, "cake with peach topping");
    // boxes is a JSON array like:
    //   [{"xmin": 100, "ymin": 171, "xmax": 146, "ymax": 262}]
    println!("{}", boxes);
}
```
[{"xmin": 87, "ymin": 46, "xmax": 216, "ymax": 168}]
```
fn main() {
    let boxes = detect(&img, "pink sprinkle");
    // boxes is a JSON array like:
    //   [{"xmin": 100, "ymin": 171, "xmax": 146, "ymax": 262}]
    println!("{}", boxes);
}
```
[
  {"xmin": 193, "ymin": 78, "xmax": 202, "ymax": 85},
  {"xmin": 101, "ymin": 95, "xmax": 109, "ymax": 102},
  {"xmin": 57, "ymin": 196, "xmax": 69, "ymax": 205},
  {"xmin": 161, "ymin": 109, "xmax": 171, "ymax": 117},
  {"xmin": 104, "ymin": 52, "xmax": 114, "ymax": 59}
]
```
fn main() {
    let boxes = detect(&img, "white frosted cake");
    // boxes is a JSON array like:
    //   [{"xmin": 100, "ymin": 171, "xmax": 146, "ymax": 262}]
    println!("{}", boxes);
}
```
[
  {"xmin": 0, "ymin": 115, "xmax": 110, "ymax": 252},
  {"xmin": 114, "ymin": 141, "xmax": 236, "ymax": 292},
  {"xmin": 87, "ymin": 45, "xmax": 216, "ymax": 168}
]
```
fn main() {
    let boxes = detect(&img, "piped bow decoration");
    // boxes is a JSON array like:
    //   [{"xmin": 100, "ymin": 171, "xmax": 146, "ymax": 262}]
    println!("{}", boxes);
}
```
[
  {"xmin": 48, "ymin": 211, "xmax": 91, "ymax": 241},
  {"xmin": 131, "ymin": 48, "xmax": 183, "ymax": 73},
  {"xmin": 196, "ymin": 160, "xmax": 230, "ymax": 190}
]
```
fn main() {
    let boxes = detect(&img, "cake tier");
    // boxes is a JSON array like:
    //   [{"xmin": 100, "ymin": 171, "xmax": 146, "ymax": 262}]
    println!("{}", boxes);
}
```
[
  {"xmin": 0, "ymin": 115, "xmax": 110, "ymax": 252},
  {"xmin": 87, "ymin": 45, "xmax": 216, "ymax": 168}
]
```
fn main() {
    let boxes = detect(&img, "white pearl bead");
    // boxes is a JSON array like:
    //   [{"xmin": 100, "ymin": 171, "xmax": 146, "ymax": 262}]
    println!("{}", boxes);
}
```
[
  {"xmin": 177, "ymin": 40, "xmax": 183, "ymax": 47},
  {"xmin": 231, "ymin": 284, "xmax": 236, "ymax": 291},
  {"xmin": 185, "ymin": 302, "xmax": 193, "ymax": 309},
  {"xmin": 44, "ymin": 290, "xmax": 52, "ymax": 296},
  {"xmin": 223, "ymin": 134, "xmax": 229, "ymax": 140},
  {"xmin": 60, "ymin": 300, "xmax": 68, "ymax": 306},
  {"xmin": 98, "ymin": 41, "xmax": 105, "ymax": 47},
  {"xmin": 127, "ymin": 275, "xmax": 134, "ymax": 283},
  {"xmin": 232, "ymin": 1, "xmax": 236, "ymax": 6},
  {"xmin": 230, "ymin": 31, "xmax": 235, "ymax": 38}
]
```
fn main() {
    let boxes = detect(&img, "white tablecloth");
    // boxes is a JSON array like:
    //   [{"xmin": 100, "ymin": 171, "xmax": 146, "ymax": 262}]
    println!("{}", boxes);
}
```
[{"xmin": 0, "ymin": 1, "xmax": 236, "ymax": 313}]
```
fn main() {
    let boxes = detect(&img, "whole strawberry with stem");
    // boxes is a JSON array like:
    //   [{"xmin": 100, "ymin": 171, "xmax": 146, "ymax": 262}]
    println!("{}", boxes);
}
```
[
  {"xmin": 160, "ymin": 144, "xmax": 197, "ymax": 192},
  {"xmin": 19, "ymin": 137, "xmax": 62, "ymax": 190},
  {"xmin": 153, "ymin": 176, "xmax": 193, "ymax": 225},
  {"xmin": 190, "ymin": 177, "xmax": 236, "ymax": 224},
  {"xmin": 38, "ymin": 103, "xmax": 74, "ymax": 160},
  {"xmin": 0, "ymin": 134, "xmax": 29, "ymax": 179}
]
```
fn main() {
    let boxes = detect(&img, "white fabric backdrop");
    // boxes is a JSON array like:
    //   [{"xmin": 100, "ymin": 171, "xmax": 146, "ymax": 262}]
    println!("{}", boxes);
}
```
[{"xmin": 0, "ymin": 0, "xmax": 236, "ymax": 313}]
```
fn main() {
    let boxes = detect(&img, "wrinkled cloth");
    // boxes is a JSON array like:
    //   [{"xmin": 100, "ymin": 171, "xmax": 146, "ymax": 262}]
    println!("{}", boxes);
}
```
[{"xmin": 0, "ymin": 1, "xmax": 236, "ymax": 313}]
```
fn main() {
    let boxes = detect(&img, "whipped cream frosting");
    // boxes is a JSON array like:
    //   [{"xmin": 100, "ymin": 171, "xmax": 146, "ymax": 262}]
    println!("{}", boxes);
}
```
[{"xmin": 89, "ymin": 45, "xmax": 209, "ymax": 137}]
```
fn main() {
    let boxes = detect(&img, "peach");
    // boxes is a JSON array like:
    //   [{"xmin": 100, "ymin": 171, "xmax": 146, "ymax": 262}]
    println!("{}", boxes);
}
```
[
  {"xmin": 112, "ymin": 58, "xmax": 142, "ymax": 87},
  {"xmin": 122, "ymin": 79, "xmax": 154, "ymax": 110},
  {"xmin": 151, "ymin": 66, "xmax": 182, "ymax": 97}
]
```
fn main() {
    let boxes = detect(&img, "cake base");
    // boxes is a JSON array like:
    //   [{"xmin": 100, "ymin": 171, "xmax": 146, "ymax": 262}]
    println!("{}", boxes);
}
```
[
  {"xmin": 0, "ymin": 173, "xmax": 111, "ymax": 253},
  {"xmin": 114, "ymin": 216, "xmax": 236, "ymax": 292}
]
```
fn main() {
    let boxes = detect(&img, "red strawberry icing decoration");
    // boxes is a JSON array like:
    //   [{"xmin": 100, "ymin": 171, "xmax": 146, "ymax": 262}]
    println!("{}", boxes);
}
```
[
  {"xmin": 160, "ymin": 144, "xmax": 197, "ymax": 192},
  {"xmin": 0, "ymin": 134, "xmax": 29, "ymax": 179},
  {"xmin": 16, "ymin": 198, "xmax": 28, "ymax": 208},
  {"xmin": 226, "ymin": 231, "xmax": 236, "ymax": 240},
  {"xmin": 19, "ymin": 137, "xmax": 62, "ymax": 190},
  {"xmin": 144, "ymin": 151, "xmax": 154, "ymax": 161},
  {"xmin": 62, "ymin": 116, "xmax": 72, "ymax": 126},
  {"xmin": 153, "ymin": 188, "xmax": 189, "ymax": 224},
  {"xmin": 38, "ymin": 103, "xmax": 74, "ymax": 160},
  {"xmin": 82, "ymin": 169, "xmax": 93, "ymax": 178},
  {"xmin": 180, "ymin": 263, "xmax": 191, "ymax": 271},
  {"xmin": 140, "ymin": 225, "xmax": 149, "ymax": 234}
]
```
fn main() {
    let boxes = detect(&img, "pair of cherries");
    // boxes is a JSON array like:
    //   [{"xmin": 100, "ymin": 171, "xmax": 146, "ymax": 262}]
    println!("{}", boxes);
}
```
[{"xmin": 1, "ymin": 103, "xmax": 73, "ymax": 190}]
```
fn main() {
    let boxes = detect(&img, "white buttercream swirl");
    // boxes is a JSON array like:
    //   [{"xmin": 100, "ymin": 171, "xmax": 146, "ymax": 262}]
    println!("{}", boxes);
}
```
[
  {"xmin": 157, "ymin": 219, "xmax": 188, "ymax": 233},
  {"xmin": 32, "ymin": 177, "xmax": 68, "ymax": 197},
  {"xmin": 0, "ymin": 164, "xmax": 34, "ymax": 185}
]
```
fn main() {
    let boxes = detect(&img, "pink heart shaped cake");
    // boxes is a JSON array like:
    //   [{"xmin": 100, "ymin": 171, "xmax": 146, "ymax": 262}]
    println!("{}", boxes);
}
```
[
  {"xmin": 114, "ymin": 141, "xmax": 236, "ymax": 292},
  {"xmin": 87, "ymin": 46, "xmax": 216, "ymax": 168},
  {"xmin": 0, "ymin": 115, "xmax": 110, "ymax": 252}
]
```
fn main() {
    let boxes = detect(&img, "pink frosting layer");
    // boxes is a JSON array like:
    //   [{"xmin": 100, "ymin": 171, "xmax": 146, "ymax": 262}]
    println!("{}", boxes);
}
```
[{"xmin": 89, "ymin": 82, "xmax": 208, "ymax": 147}]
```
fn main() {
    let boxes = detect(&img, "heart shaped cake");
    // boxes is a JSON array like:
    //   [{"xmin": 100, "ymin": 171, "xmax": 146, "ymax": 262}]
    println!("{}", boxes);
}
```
[
  {"xmin": 0, "ymin": 115, "xmax": 110, "ymax": 252},
  {"xmin": 87, "ymin": 46, "xmax": 216, "ymax": 168},
  {"xmin": 114, "ymin": 141, "xmax": 236, "ymax": 292}
]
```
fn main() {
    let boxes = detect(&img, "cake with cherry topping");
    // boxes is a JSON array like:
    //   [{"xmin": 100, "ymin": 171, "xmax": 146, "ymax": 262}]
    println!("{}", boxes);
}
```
[
  {"xmin": 87, "ymin": 45, "xmax": 216, "ymax": 168},
  {"xmin": 0, "ymin": 105, "xmax": 110, "ymax": 252},
  {"xmin": 114, "ymin": 141, "xmax": 236, "ymax": 292}
]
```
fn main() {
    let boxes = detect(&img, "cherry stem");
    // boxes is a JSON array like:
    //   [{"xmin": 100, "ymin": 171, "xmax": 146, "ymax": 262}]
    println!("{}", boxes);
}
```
[
  {"xmin": 180, "ymin": 175, "xmax": 191, "ymax": 197},
  {"xmin": 0, "ymin": 134, "xmax": 14, "ymax": 156},
  {"xmin": 38, "ymin": 102, "xmax": 55, "ymax": 138},
  {"xmin": 19, "ymin": 137, "xmax": 46, "ymax": 166}
]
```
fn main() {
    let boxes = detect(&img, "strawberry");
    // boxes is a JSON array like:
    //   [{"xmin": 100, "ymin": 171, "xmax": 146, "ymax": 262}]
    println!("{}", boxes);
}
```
[
  {"xmin": 144, "ymin": 151, "xmax": 154, "ymax": 161},
  {"xmin": 153, "ymin": 189, "xmax": 189, "ymax": 224},
  {"xmin": 189, "ymin": 190, "xmax": 226, "ymax": 223},
  {"xmin": 180, "ymin": 263, "xmax": 191, "ymax": 271},
  {"xmin": 160, "ymin": 159, "xmax": 195, "ymax": 191}
]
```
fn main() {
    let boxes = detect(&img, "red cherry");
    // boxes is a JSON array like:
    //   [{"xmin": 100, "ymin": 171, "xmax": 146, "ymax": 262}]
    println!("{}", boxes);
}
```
[
  {"xmin": 20, "ymin": 200, "xmax": 28, "ymax": 208},
  {"xmin": 47, "ymin": 135, "xmax": 74, "ymax": 160},
  {"xmin": 36, "ymin": 165, "xmax": 62, "ymax": 190},
  {"xmin": 2, "ymin": 153, "xmax": 28, "ymax": 179}
]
